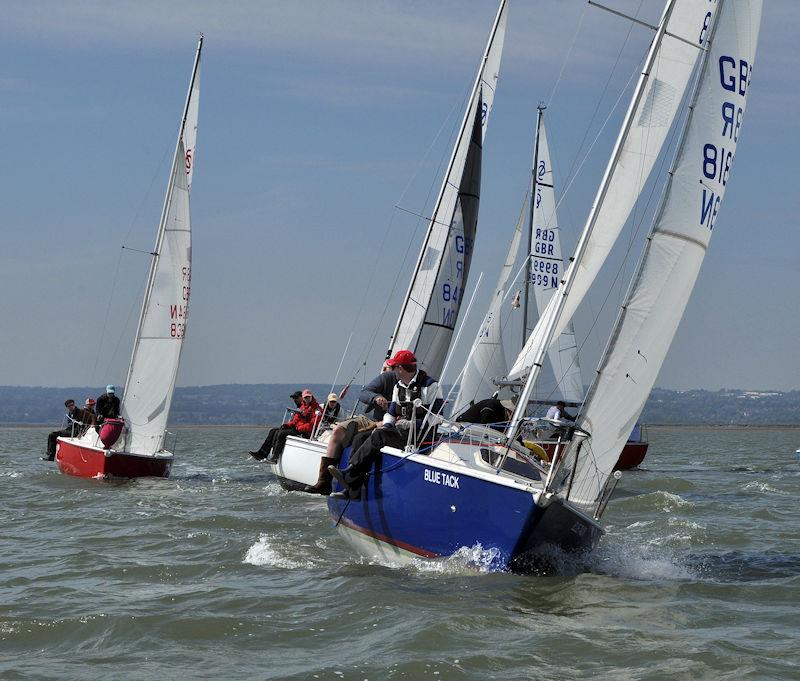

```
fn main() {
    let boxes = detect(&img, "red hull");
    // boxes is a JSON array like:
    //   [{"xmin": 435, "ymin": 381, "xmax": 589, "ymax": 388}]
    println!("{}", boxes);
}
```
[
  {"xmin": 56, "ymin": 438, "xmax": 172, "ymax": 479},
  {"xmin": 539, "ymin": 440, "xmax": 649, "ymax": 471},
  {"xmin": 614, "ymin": 441, "xmax": 648, "ymax": 470}
]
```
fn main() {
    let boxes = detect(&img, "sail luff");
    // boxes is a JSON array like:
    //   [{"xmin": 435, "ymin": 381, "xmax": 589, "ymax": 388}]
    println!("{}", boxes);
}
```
[
  {"xmin": 506, "ymin": 0, "xmax": 684, "ymax": 434},
  {"xmin": 387, "ymin": 0, "xmax": 507, "ymax": 377},
  {"xmin": 565, "ymin": 0, "xmax": 762, "ymax": 513}
]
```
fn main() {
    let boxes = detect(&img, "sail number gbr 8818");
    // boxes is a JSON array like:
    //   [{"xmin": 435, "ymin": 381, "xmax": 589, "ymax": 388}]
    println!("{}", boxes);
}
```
[
  {"xmin": 169, "ymin": 265, "xmax": 191, "ymax": 338},
  {"xmin": 701, "ymin": 55, "xmax": 752, "ymax": 231}
]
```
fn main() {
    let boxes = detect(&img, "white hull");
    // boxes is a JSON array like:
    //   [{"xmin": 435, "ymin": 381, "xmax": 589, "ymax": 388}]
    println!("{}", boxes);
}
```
[{"xmin": 271, "ymin": 436, "xmax": 327, "ymax": 487}]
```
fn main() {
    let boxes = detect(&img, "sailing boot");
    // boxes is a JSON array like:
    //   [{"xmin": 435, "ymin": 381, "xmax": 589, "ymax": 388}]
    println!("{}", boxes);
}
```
[
  {"xmin": 249, "ymin": 448, "xmax": 269, "ymax": 461},
  {"xmin": 303, "ymin": 456, "xmax": 335, "ymax": 495}
]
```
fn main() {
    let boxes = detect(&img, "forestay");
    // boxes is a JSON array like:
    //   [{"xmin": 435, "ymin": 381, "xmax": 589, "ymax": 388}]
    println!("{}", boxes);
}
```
[
  {"xmin": 565, "ymin": 0, "xmax": 763, "ymax": 512},
  {"xmin": 508, "ymin": 0, "xmax": 714, "ymax": 381},
  {"xmin": 121, "ymin": 39, "xmax": 202, "ymax": 454},
  {"xmin": 388, "ymin": 0, "xmax": 507, "ymax": 380}
]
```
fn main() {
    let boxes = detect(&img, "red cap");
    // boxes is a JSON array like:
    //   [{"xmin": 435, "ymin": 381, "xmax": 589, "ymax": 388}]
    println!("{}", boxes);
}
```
[
  {"xmin": 301, "ymin": 389, "xmax": 313, "ymax": 398},
  {"xmin": 85, "ymin": 398, "xmax": 96, "ymax": 406},
  {"xmin": 386, "ymin": 349, "xmax": 417, "ymax": 367}
]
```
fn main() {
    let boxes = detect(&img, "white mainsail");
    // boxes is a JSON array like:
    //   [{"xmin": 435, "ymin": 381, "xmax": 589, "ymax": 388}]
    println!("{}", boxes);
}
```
[
  {"xmin": 388, "ymin": 0, "xmax": 507, "ymax": 379},
  {"xmin": 526, "ymin": 114, "xmax": 583, "ymax": 404},
  {"xmin": 563, "ymin": 0, "xmax": 762, "ymax": 513},
  {"xmin": 508, "ymin": 0, "xmax": 715, "ymax": 382},
  {"xmin": 121, "ymin": 38, "xmax": 202, "ymax": 454}
]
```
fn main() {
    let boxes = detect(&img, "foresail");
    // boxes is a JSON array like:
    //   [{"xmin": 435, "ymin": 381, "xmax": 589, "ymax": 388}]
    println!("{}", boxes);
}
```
[
  {"xmin": 508, "ymin": 0, "xmax": 713, "ymax": 381},
  {"xmin": 566, "ymin": 0, "xmax": 762, "ymax": 513},
  {"xmin": 528, "ymin": 120, "xmax": 583, "ymax": 403},
  {"xmin": 389, "ymin": 0, "xmax": 507, "ymax": 379},
  {"xmin": 122, "ymin": 141, "xmax": 192, "ymax": 454},
  {"xmin": 452, "ymin": 196, "xmax": 524, "ymax": 414}
]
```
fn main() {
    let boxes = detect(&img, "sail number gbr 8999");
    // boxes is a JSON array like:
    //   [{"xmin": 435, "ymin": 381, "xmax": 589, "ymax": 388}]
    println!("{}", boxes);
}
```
[{"xmin": 169, "ymin": 266, "xmax": 191, "ymax": 338}]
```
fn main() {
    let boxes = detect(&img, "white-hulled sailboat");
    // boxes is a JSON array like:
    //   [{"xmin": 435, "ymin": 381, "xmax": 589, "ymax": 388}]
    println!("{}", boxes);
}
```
[
  {"xmin": 57, "ymin": 37, "xmax": 202, "ymax": 479},
  {"xmin": 272, "ymin": 0, "xmax": 508, "ymax": 490},
  {"xmin": 328, "ymin": 0, "xmax": 762, "ymax": 571}
]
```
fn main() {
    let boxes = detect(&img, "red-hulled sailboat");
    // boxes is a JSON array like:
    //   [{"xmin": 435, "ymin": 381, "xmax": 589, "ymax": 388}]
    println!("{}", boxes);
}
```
[{"xmin": 56, "ymin": 36, "xmax": 202, "ymax": 480}]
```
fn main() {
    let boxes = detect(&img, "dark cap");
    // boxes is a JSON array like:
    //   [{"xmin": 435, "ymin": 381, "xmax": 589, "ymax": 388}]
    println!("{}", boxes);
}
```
[{"xmin": 290, "ymin": 390, "xmax": 303, "ymax": 399}]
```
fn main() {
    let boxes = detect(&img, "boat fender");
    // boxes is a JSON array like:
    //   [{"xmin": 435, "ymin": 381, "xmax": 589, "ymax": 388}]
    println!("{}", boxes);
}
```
[{"xmin": 99, "ymin": 418, "xmax": 124, "ymax": 448}]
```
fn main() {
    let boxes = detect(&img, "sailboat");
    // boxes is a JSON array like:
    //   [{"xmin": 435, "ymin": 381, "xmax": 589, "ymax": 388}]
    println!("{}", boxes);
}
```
[
  {"xmin": 327, "ymin": 0, "xmax": 762, "ymax": 571},
  {"xmin": 272, "ymin": 0, "xmax": 508, "ymax": 490},
  {"xmin": 56, "ymin": 37, "xmax": 203, "ymax": 480}
]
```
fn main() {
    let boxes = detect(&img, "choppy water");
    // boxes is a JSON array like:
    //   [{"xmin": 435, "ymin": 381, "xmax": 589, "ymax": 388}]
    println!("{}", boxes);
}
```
[{"xmin": 1, "ymin": 426, "xmax": 799, "ymax": 680}]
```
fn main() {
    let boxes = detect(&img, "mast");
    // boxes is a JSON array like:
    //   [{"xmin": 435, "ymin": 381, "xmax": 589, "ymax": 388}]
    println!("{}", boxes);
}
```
[
  {"xmin": 122, "ymin": 36, "xmax": 203, "ymax": 405},
  {"xmin": 522, "ymin": 103, "xmax": 546, "ymax": 349},
  {"xmin": 506, "ymin": 0, "xmax": 679, "ymax": 436}
]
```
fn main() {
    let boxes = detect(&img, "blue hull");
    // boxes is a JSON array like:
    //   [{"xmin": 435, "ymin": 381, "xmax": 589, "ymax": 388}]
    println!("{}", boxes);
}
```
[{"xmin": 327, "ymin": 448, "xmax": 603, "ymax": 572}]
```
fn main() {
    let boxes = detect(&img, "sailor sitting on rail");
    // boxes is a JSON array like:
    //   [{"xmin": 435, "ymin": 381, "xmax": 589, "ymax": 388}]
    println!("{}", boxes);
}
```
[{"xmin": 328, "ymin": 349, "xmax": 443, "ymax": 499}]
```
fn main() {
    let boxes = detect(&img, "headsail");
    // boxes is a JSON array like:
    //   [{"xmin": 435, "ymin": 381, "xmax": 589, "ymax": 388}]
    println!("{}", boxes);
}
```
[
  {"xmin": 388, "ymin": 0, "xmax": 507, "ymax": 379},
  {"xmin": 562, "ymin": 0, "xmax": 762, "ymax": 513},
  {"xmin": 121, "ymin": 37, "xmax": 202, "ymax": 454},
  {"xmin": 508, "ymin": 0, "xmax": 715, "ymax": 382}
]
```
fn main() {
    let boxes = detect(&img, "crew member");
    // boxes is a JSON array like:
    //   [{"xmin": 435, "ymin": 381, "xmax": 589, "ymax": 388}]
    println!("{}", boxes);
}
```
[{"xmin": 328, "ymin": 350, "xmax": 442, "ymax": 499}]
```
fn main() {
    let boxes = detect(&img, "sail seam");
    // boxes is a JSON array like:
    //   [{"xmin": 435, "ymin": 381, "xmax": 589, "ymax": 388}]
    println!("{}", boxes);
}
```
[{"xmin": 651, "ymin": 228, "xmax": 708, "ymax": 251}]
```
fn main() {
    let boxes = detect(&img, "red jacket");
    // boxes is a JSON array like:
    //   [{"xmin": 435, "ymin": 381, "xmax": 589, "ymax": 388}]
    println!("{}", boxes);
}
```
[{"xmin": 286, "ymin": 398, "xmax": 321, "ymax": 435}]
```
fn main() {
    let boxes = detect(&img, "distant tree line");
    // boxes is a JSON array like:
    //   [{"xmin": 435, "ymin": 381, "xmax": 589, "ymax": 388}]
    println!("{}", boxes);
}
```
[{"xmin": 1, "ymin": 385, "xmax": 799, "ymax": 427}]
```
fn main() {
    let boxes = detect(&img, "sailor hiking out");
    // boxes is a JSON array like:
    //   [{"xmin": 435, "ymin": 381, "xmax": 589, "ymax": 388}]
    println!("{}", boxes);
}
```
[{"xmin": 328, "ymin": 349, "xmax": 443, "ymax": 499}]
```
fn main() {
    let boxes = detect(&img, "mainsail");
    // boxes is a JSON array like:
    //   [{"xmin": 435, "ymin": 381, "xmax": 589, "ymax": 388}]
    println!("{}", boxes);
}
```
[
  {"xmin": 388, "ymin": 0, "xmax": 507, "ymax": 379},
  {"xmin": 561, "ymin": 0, "xmax": 763, "ymax": 513},
  {"xmin": 508, "ymin": 0, "xmax": 716, "ymax": 382},
  {"xmin": 121, "ymin": 37, "xmax": 202, "ymax": 454},
  {"xmin": 452, "ymin": 107, "xmax": 582, "ymax": 413},
  {"xmin": 526, "ymin": 112, "xmax": 583, "ymax": 404}
]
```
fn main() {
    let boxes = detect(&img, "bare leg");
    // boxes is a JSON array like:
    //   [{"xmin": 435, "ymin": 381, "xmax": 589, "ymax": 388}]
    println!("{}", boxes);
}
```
[{"xmin": 325, "ymin": 425, "xmax": 346, "ymax": 461}]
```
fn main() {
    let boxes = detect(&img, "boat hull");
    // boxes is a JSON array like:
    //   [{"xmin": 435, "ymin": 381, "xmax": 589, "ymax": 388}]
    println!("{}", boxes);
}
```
[
  {"xmin": 56, "ymin": 437, "xmax": 172, "ymax": 479},
  {"xmin": 327, "ymin": 447, "xmax": 602, "ymax": 572},
  {"xmin": 270, "ymin": 436, "xmax": 326, "ymax": 490}
]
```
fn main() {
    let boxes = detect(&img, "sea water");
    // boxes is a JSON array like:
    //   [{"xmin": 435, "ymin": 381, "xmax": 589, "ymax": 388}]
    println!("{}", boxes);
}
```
[{"xmin": 1, "ymin": 426, "xmax": 798, "ymax": 680}]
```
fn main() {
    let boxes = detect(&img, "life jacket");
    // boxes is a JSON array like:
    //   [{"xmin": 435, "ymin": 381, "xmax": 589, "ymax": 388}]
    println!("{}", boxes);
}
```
[{"xmin": 396, "ymin": 370, "xmax": 431, "ymax": 422}]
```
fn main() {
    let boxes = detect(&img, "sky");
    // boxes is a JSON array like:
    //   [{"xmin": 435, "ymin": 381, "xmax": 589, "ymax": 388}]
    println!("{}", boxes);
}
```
[{"xmin": 1, "ymin": 0, "xmax": 798, "ymax": 393}]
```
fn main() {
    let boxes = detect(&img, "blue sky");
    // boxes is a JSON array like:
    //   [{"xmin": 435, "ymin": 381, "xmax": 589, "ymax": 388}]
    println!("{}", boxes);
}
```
[{"xmin": 1, "ymin": 0, "xmax": 797, "ymax": 392}]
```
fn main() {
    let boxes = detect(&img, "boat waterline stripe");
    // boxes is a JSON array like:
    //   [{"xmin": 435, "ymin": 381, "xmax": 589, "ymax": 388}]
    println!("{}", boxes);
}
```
[{"xmin": 337, "ymin": 515, "xmax": 441, "ymax": 559}]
